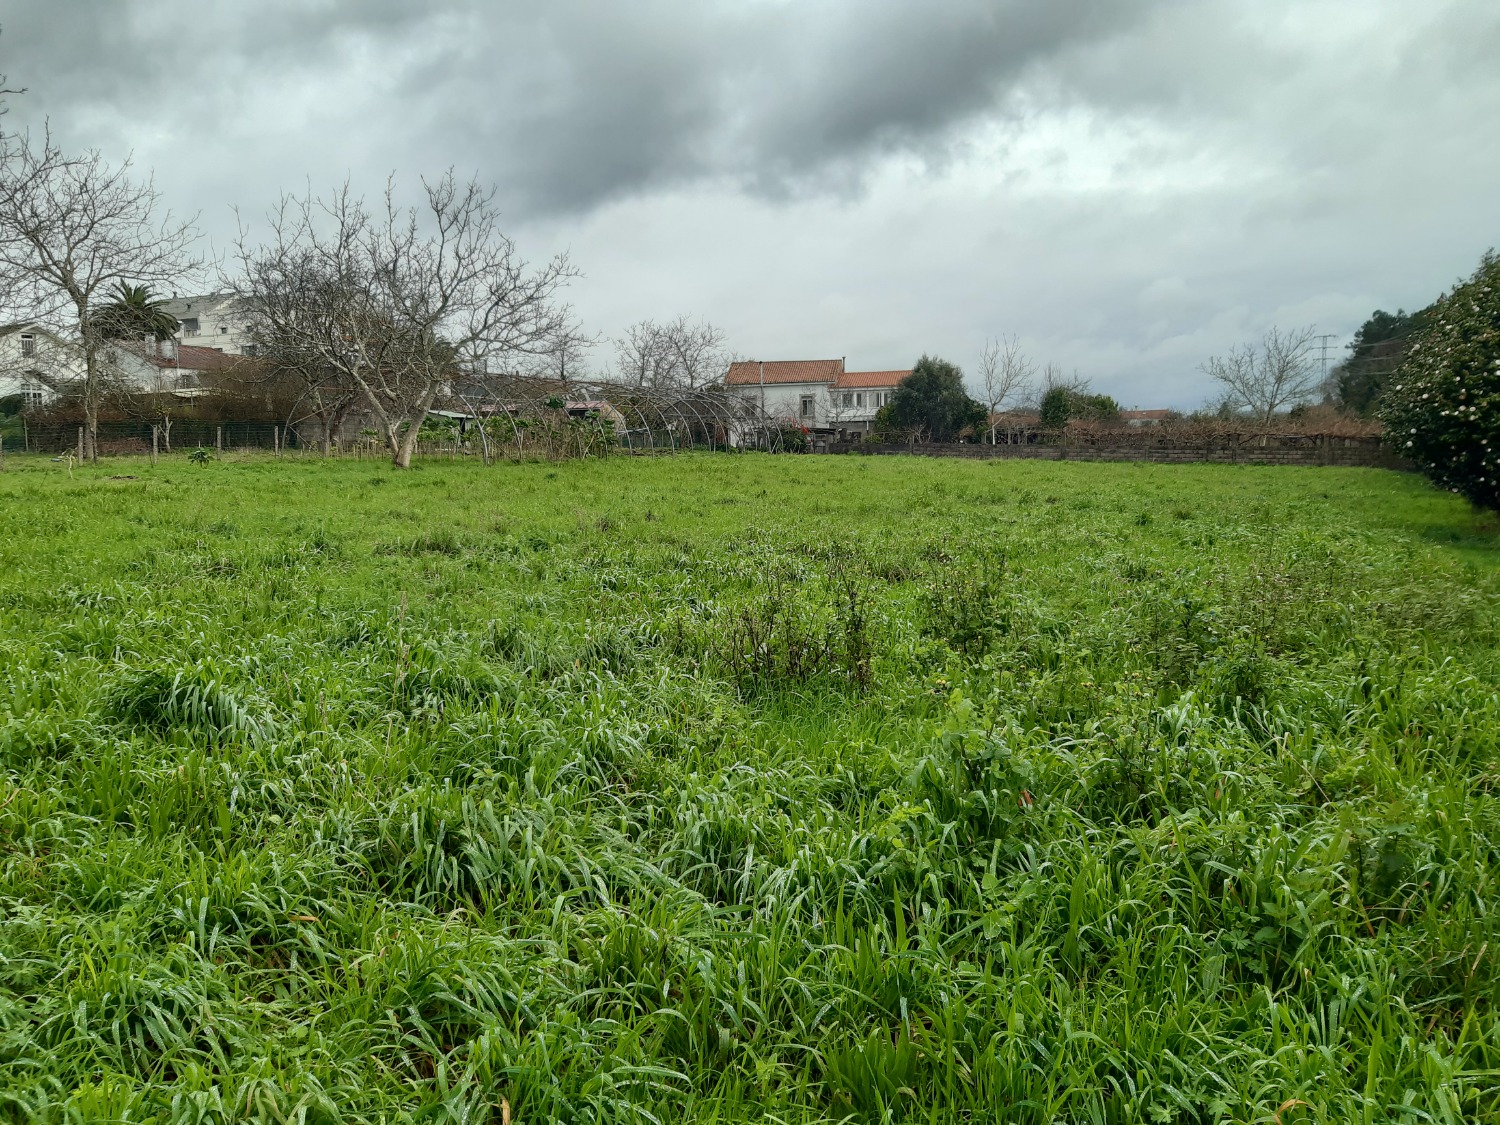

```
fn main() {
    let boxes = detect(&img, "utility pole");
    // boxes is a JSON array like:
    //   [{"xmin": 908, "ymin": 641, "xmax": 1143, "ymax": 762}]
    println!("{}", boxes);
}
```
[
  {"xmin": 758, "ymin": 359, "xmax": 766, "ymax": 450},
  {"xmin": 1312, "ymin": 333, "xmax": 1337, "ymax": 384}
]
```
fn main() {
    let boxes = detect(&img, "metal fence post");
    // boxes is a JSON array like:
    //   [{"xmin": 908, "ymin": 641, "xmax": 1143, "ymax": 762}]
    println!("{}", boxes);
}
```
[
  {"xmin": 274, "ymin": 425, "xmax": 281, "ymax": 456},
  {"xmin": 216, "ymin": 424, "xmax": 223, "ymax": 452},
  {"xmin": 150, "ymin": 424, "xmax": 158, "ymax": 466},
  {"xmin": 77, "ymin": 426, "xmax": 84, "ymax": 461}
]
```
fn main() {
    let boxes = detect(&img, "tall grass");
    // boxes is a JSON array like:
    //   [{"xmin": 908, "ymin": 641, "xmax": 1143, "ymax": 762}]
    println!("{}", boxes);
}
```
[{"xmin": 0, "ymin": 452, "xmax": 1496, "ymax": 1122}]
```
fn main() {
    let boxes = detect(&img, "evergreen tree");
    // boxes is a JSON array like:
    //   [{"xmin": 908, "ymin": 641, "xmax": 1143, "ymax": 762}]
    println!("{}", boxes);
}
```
[
  {"xmin": 877, "ymin": 355, "xmax": 986, "ymax": 441},
  {"xmin": 1332, "ymin": 308, "xmax": 1425, "ymax": 415}
]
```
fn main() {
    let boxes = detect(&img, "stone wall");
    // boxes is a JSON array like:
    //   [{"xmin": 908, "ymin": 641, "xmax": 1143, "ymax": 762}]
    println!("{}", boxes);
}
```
[{"xmin": 825, "ymin": 437, "xmax": 1411, "ymax": 471}]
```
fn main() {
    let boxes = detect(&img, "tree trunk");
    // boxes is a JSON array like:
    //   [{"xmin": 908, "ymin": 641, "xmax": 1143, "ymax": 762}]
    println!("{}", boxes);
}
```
[
  {"xmin": 82, "ymin": 348, "xmax": 101, "ymax": 462},
  {"xmin": 475, "ymin": 416, "xmax": 492, "ymax": 466},
  {"xmin": 389, "ymin": 386, "xmax": 440, "ymax": 469},
  {"xmin": 393, "ymin": 423, "xmax": 420, "ymax": 469}
]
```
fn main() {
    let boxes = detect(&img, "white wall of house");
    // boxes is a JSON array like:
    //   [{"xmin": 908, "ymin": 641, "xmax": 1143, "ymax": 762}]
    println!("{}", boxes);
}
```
[
  {"xmin": 735, "ymin": 380, "xmax": 832, "ymax": 426},
  {"xmin": 731, "ymin": 380, "xmax": 902, "ymax": 431},
  {"xmin": 826, "ymin": 387, "xmax": 896, "ymax": 426},
  {"xmin": 103, "ymin": 341, "xmax": 203, "ymax": 394},
  {"xmin": 0, "ymin": 326, "xmax": 82, "ymax": 405},
  {"xmin": 160, "ymin": 294, "xmax": 255, "ymax": 356}
]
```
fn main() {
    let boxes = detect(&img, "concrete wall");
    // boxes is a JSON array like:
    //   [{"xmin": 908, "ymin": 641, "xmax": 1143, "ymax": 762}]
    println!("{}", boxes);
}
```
[{"xmin": 829, "ymin": 439, "xmax": 1411, "ymax": 471}]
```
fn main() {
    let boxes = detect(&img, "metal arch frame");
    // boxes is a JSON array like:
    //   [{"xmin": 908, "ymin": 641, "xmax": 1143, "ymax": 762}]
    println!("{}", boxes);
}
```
[{"xmin": 438, "ymin": 375, "xmax": 780, "ymax": 458}]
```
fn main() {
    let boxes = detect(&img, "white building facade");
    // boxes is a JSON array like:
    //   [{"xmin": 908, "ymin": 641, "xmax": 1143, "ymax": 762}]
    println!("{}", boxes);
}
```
[
  {"xmin": 159, "ymin": 294, "xmax": 257, "ymax": 356},
  {"xmin": 0, "ymin": 324, "xmax": 83, "ymax": 406},
  {"xmin": 724, "ymin": 358, "xmax": 908, "ymax": 435}
]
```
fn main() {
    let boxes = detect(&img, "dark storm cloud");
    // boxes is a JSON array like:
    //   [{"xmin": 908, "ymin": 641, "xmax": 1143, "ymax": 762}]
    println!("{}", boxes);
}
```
[
  {"xmin": 1, "ymin": 0, "xmax": 1172, "ymax": 213},
  {"xmin": 3, "ymin": 1, "xmax": 1498, "ymax": 409}
]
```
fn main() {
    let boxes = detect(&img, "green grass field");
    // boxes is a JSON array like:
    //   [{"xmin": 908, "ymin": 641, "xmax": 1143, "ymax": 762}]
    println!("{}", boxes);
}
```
[{"xmin": 1, "ymin": 451, "xmax": 1498, "ymax": 1124}]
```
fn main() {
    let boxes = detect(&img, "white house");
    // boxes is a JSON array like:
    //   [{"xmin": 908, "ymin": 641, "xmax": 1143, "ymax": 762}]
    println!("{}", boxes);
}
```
[
  {"xmin": 724, "ymin": 358, "xmax": 908, "ymax": 434},
  {"xmin": 105, "ymin": 338, "xmax": 251, "ymax": 394},
  {"xmin": 0, "ymin": 323, "xmax": 82, "ymax": 406},
  {"xmin": 159, "ymin": 293, "xmax": 257, "ymax": 356},
  {"xmin": 0, "ymin": 325, "xmax": 252, "ymax": 406}
]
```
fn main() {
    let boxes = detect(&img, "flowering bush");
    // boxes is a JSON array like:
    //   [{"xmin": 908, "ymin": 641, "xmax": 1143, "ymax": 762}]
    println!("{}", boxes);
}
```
[{"xmin": 1381, "ymin": 251, "xmax": 1500, "ymax": 511}]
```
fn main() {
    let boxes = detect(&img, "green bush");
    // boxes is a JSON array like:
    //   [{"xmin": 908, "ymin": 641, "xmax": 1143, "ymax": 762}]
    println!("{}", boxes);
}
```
[
  {"xmin": 879, "ymin": 354, "xmax": 987, "ymax": 441},
  {"xmin": 1040, "ymin": 386, "xmax": 1121, "ymax": 428},
  {"xmin": 1381, "ymin": 250, "xmax": 1500, "ymax": 511}
]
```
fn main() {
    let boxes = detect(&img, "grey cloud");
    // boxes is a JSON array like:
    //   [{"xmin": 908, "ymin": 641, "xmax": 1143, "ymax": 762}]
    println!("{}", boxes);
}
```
[
  {"xmin": 2, "ymin": 1, "xmax": 1497, "ymax": 411},
  {"xmin": 3, "ymin": 0, "xmax": 1175, "ymax": 213}
]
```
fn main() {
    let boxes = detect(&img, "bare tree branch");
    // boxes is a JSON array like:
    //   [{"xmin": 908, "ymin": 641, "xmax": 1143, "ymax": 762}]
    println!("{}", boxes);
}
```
[
  {"xmin": 233, "ymin": 171, "xmax": 576, "ymax": 468},
  {"xmin": 1202, "ymin": 326, "xmax": 1318, "ymax": 425},
  {"xmin": 613, "ymin": 315, "xmax": 728, "ymax": 389},
  {"xmin": 0, "ymin": 129, "xmax": 201, "ymax": 459},
  {"xmin": 977, "ymin": 334, "xmax": 1035, "ymax": 442}
]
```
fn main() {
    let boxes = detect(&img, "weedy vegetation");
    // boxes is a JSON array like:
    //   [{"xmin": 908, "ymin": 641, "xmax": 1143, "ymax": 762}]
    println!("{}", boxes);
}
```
[{"xmin": 0, "ymin": 452, "xmax": 1497, "ymax": 1123}]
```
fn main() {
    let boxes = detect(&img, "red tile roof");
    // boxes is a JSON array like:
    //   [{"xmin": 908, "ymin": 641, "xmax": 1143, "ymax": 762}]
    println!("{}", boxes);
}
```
[
  {"xmin": 836, "ymin": 369, "xmax": 908, "ymax": 389},
  {"xmin": 122, "ymin": 341, "xmax": 250, "ymax": 372},
  {"xmin": 1121, "ymin": 409, "xmax": 1173, "ymax": 421},
  {"xmin": 725, "ymin": 358, "xmax": 844, "ymax": 385}
]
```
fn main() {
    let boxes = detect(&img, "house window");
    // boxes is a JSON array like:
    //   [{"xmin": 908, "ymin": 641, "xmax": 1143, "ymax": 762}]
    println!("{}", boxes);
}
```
[
  {"xmin": 840, "ymin": 393, "xmax": 853, "ymax": 407},
  {"xmin": 21, "ymin": 373, "xmax": 44, "ymax": 407},
  {"xmin": 242, "ymin": 344, "xmax": 258, "ymax": 357},
  {"xmin": 181, "ymin": 317, "xmax": 200, "ymax": 336},
  {"xmin": 800, "ymin": 395, "xmax": 815, "ymax": 419},
  {"xmin": 855, "ymin": 392, "xmax": 865, "ymax": 407},
  {"xmin": 217, "ymin": 325, "xmax": 229, "ymax": 335},
  {"xmin": 19, "ymin": 333, "xmax": 35, "ymax": 357}
]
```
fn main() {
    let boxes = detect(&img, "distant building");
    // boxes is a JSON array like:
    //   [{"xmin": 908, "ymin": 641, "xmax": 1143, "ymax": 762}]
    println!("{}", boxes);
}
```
[
  {"xmin": 0, "ymin": 323, "xmax": 81, "ymax": 406},
  {"xmin": 158, "ymin": 294, "xmax": 257, "ymax": 357},
  {"xmin": 1121, "ymin": 409, "xmax": 1173, "ymax": 426},
  {"xmin": 0, "ymin": 326, "xmax": 255, "ymax": 407},
  {"xmin": 107, "ymin": 339, "xmax": 253, "ymax": 394},
  {"xmin": 724, "ymin": 358, "xmax": 908, "ymax": 434}
]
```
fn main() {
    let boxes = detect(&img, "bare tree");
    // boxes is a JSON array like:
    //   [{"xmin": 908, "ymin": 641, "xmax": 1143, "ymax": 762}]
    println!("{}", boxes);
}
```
[
  {"xmin": 661, "ymin": 315, "xmax": 728, "ymax": 389},
  {"xmin": 977, "ymin": 334, "xmax": 1035, "ymax": 443},
  {"xmin": 612, "ymin": 315, "xmax": 728, "ymax": 389},
  {"xmin": 235, "ymin": 172, "xmax": 575, "ymax": 468},
  {"xmin": 527, "ymin": 310, "xmax": 597, "ymax": 384},
  {"xmin": 1202, "ymin": 326, "xmax": 1318, "ymax": 425},
  {"xmin": 613, "ymin": 319, "xmax": 675, "ymax": 388},
  {"xmin": 0, "ymin": 132, "xmax": 201, "ymax": 459}
]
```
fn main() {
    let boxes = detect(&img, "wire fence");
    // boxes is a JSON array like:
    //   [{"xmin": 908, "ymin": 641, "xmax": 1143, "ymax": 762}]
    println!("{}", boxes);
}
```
[
  {"xmin": 7, "ymin": 420, "xmax": 751, "ymax": 460},
  {"xmin": 14, "ymin": 420, "xmax": 299, "ymax": 456}
]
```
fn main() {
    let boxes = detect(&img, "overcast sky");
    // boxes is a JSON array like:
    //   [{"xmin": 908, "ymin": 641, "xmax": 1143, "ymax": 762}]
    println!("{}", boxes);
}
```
[{"xmin": 4, "ymin": 0, "xmax": 1497, "ymax": 407}]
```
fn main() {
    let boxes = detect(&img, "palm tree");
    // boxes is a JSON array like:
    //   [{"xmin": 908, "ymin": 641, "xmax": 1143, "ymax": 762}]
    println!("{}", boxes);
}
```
[{"xmin": 91, "ymin": 281, "xmax": 180, "ymax": 341}]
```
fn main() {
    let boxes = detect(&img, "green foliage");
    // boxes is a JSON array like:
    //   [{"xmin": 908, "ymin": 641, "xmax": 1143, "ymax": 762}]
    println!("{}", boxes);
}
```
[
  {"xmin": 880, "ymin": 354, "xmax": 987, "ymax": 440},
  {"xmin": 0, "ymin": 452, "xmax": 1497, "ymax": 1122},
  {"xmin": 1041, "ymin": 385, "xmax": 1122, "ymax": 428},
  {"xmin": 90, "ymin": 281, "xmax": 180, "ymax": 342},
  {"xmin": 1381, "ymin": 250, "xmax": 1500, "ymax": 511},
  {"xmin": 186, "ymin": 447, "xmax": 213, "ymax": 464},
  {"xmin": 1333, "ymin": 308, "xmax": 1427, "ymax": 415}
]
